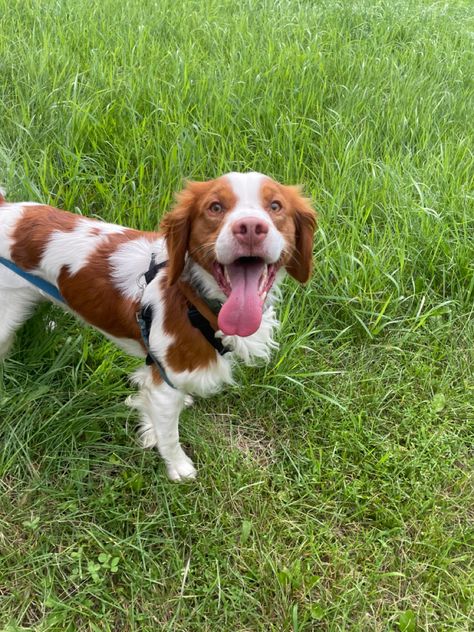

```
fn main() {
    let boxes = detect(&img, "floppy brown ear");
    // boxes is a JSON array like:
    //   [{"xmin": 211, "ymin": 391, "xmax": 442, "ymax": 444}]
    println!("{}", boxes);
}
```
[
  {"xmin": 285, "ymin": 187, "xmax": 317, "ymax": 284},
  {"xmin": 160, "ymin": 184, "xmax": 195, "ymax": 286}
]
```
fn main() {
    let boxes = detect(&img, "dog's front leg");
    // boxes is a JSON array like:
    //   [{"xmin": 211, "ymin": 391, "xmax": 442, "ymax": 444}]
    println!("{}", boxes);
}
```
[{"xmin": 129, "ymin": 367, "xmax": 197, "ymax": 481}]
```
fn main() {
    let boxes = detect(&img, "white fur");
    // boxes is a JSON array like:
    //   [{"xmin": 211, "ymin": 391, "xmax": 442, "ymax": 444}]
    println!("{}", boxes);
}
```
[
  {"xmin": 0, "ymin": 203, "xmax": 26, "ymax": 260},
  {"xmin": 109, "ymin": 236, "xmax": 167, "ymax": 301},
  {"xmin": 40, "ymin": 219, "xmax": 124, "ymax": 282},
  {"xmin": 225, "ymin": 171, "xmax": 267, "ymax": 207},
  {"xmin": 221, "ymin": 305, "xmax": 280, "ymax": 365},
  {"xmin": 141, "ymin": 268, "xmax": 235, "ymax": 396},
  {"xmin": 215, "ymin": 172, "xmax": 285, "ymax": 265},
  {"xmin": 0, "ymin": 287, "xmax": 41, "ymax": 358},
  {"xmin": 105, "ymin": 334, "xmax": 145, "ymax": 357}
]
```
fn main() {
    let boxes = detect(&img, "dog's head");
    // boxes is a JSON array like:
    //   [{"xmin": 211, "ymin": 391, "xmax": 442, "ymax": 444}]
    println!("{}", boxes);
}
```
[{"xmin": 160, "ymin": 172, "xmax": 317, "ymax": 337}]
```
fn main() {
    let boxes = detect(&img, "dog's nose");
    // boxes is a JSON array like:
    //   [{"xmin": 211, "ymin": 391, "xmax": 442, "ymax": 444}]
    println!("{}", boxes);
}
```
[{"xmin": 232, "ymin": 217, "xmax": 269, "ymax": 246}]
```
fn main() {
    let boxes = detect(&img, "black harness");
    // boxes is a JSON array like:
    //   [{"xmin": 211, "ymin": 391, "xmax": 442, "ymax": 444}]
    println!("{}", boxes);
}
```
[{"xmin": 136, "ymin": 256, "xmax": 230, "ymax": 389}]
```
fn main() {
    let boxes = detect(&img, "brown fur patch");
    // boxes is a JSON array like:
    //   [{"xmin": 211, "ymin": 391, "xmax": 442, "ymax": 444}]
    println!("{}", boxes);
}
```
[
  {"xmin": 260, "ymin": 181, "xmax": 317, "ymax": 282},
  {"xmin": 57, "ymin": 230, "xmax": 150, "ymax": 341},
  {"xmin": 188, "ymin": 179, "xmax": 238, "ymax": 274},
  {"xmin": 162, "ymin": 277, "xmax": 218, "ymax": 372},
  {"xmin": 10, "ymin": 205, "xmax": 158, "ymax": 341},
  {"xmin": 160, "ymin": 178, "xmax": 238, "ymax": 283},
  {"xmin": 11, "ymin": 206, "xmax": 79, "ymax": 270},
  {"xmin": 280, "ymin": 185, "xmax": 317, "ymax": 283}
]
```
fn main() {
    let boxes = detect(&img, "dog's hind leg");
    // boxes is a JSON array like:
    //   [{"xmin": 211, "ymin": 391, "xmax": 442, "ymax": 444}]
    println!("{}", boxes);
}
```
[{"xmin": 0, "ymin": 287, "xmax": 42, "ymax": 359}]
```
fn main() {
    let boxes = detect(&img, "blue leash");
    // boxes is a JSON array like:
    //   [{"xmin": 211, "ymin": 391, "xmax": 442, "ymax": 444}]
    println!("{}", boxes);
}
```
[{"xmin": 0, "ymin": 256, "xmax": 65, "ymax": 303}]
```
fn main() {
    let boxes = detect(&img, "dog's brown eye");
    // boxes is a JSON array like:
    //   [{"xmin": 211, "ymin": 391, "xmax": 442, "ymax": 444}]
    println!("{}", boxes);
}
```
[
  {"xmin": 209, "ymin": 202, "xmax": 223, "ymax": 214},
  {"xmin": 270, "ymin": 201, "xmax": 282, "ymax": 212}
]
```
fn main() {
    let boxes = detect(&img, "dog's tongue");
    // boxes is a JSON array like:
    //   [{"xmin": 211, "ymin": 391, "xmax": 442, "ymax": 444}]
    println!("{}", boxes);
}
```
[{"xmin": 218, "ymin": 260, "xmax": 265, "ymax": 337}]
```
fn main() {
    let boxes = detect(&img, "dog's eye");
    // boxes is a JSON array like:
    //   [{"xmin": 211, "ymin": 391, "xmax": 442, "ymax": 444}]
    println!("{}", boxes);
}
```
[
  {"xmin": 209, "ymin": 202, "xmax": 224, "ymax": 213},
  {"xmin": 270, "ymin": 201, "xmax": 282, "ymax": 212}
]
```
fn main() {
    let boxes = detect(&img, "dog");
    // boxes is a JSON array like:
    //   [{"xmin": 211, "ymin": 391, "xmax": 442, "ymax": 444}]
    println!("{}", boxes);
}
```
[{"xmin": 0, "ymin": 172, "xmax": 316, "ymax": 480}]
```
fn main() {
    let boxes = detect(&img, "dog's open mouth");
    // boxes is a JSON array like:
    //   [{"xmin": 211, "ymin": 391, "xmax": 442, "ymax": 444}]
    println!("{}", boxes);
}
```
[{"xmin": 213, "ymin": 257, "xmax": 277, "ymax": 337}]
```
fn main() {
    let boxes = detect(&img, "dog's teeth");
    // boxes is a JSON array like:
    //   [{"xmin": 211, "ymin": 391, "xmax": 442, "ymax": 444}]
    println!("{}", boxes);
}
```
[
  {"xmin": 258, "ymin": 266, "xmax": 268, "ymax": 292},
  {"xmin": 224, "ymin": 266, "xmax": 231, "ymax": 284},
  {"xmin": 259, "ymin": 266, "xmax": 268, "ymax": 293}
]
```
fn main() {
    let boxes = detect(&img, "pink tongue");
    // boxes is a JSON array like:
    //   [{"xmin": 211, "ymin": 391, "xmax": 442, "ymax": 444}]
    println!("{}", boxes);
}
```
[{"xmin": 218, "ymin": 260, "xmax": 265, "ymax": 337}]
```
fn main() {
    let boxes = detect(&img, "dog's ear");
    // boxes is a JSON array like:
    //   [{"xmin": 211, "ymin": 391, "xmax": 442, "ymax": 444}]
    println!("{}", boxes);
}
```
[
  {"xmin": 285, "ymin": 187, "xmax": 317, "ymax": 284},
  {"xmin": 160, "ymin": 183, "xmax": 197, "ymax": 286}
]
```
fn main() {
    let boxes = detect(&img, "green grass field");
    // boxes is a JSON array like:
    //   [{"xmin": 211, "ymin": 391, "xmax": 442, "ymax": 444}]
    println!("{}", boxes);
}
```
[{"xmin": 0, "ymin": 0, "xmax": 473, "ymax": 629}]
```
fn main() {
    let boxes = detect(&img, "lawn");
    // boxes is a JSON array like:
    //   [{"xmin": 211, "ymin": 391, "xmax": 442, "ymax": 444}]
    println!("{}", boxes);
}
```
[{"xmin": 0, "ymin": 0, "xmax": 473, "ymax": 629}]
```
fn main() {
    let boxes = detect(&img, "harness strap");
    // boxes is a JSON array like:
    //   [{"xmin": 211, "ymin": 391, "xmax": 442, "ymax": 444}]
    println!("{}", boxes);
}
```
[
  {"xmin": 187, "ymin": 307, "xmax": 228, "ymax": 355},
  {"xmin": 178, "ymin": 280, "xmax": 229, "ymax": 355},
  {"xmin": 0, "ymin": 256, "xmax": 65, "ymax": 303},
  {"xmin": 136, "ymin": 303, "xmax": 176, "ymax": 390},
  {"xmin": 144, "ymin": 258, "xmax": 166, "ymax": 285},
  {"xmin": 177, "ymin": 280, "xmax": 220, "ymax": 331},
  {"xmin": 140, "ymin": 256, "xmax": 229, "ymax": 356},
  {"xmin": 136, "ymin": 257, "xmax": 176, "ymax": 388},
  {"xmin": 136, "ymin": 254, "xmax": 231, "ymax": 388}
]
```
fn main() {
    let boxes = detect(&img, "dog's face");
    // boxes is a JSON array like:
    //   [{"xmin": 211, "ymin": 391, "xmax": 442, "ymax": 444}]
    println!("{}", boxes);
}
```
[{"xmin": 160, "ymin": 172, "xmax": 317, "ymax": 337}]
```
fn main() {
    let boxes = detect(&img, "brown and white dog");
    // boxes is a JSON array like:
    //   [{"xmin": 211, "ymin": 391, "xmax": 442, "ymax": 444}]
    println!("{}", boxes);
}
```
[{"xmin": 0, "ymin": 172, "xmax": 316, "ymax": 480}]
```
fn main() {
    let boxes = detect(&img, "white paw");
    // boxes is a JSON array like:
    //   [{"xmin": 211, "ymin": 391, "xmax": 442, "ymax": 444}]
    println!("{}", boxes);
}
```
[
  {"xmin": 184, "ymin": 395, "xmax": 194, "ymax": 408},
  {"xmin": 165, "ymin": 450, "xmax": 197, "ymax": 482}
]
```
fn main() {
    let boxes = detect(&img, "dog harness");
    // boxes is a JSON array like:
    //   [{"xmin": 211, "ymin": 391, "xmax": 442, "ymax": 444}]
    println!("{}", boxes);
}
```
[
  {"xmin": 0, "ymin": 254, "xmax": 229, "ymax": 390},
  {"xmin": 136, "ymin": 255, "xmax": 230, "ymax": 389}
]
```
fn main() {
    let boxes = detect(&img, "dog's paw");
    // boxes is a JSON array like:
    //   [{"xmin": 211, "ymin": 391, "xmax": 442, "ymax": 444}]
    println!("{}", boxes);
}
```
[{"xmin": 166, "ymin": 450, "xmax": 197, "ymax": 482}]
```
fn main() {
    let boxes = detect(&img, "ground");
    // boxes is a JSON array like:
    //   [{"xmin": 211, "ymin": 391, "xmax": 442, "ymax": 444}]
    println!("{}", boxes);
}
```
[{"xmin": 0, "ymin": 0, "xmax": 473, "ymax": 630}]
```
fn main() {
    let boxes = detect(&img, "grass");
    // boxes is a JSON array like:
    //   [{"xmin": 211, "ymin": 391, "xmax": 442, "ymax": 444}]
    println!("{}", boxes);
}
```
[{"xmin": 0, "ymin": 0, "xmax": 473, "ymax": 629}]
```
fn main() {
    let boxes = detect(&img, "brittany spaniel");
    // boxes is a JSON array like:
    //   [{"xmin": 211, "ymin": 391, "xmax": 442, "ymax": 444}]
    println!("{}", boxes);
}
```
[{"xmin": 0, "ymin": 173, "xmax": 316, "ymax": 480}]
